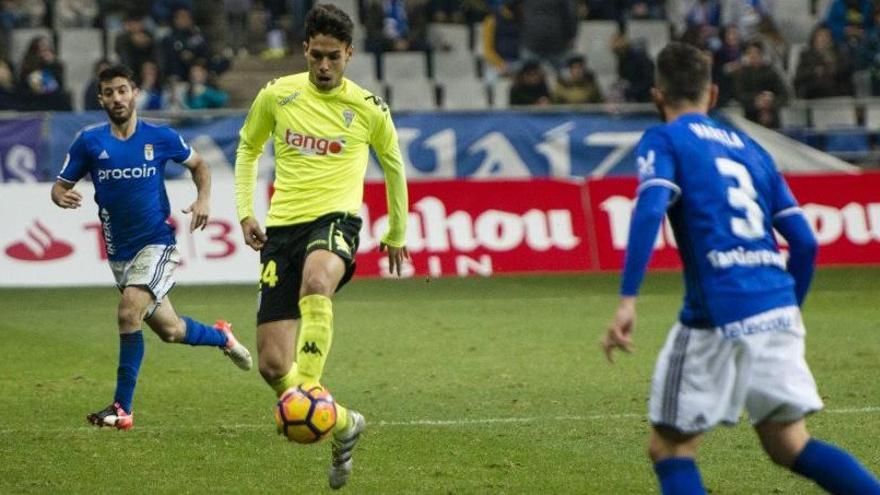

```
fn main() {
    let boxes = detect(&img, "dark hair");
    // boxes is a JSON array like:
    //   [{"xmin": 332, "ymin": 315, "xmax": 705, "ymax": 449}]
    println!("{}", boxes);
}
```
[
  {"xmin": 744, "ymin": 40, "xmax": 765, "ymax": 53},
  {"xmin": 98, "ymin": 64, "xmax": 137, "ymax": 88},
  {"xmin": 655, "ymin": 42, "xmax": 711, "ymax": 105},
  {"xmin": 305, "ymin": 4, "xmax": 354, "ymax": 45}
]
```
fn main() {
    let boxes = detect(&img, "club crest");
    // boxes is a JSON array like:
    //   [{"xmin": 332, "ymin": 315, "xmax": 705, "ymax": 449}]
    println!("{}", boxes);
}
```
[
  {"xmin": 343, "ymin": 109, "xmax": 355, "ymax": 128},
  {"xmin": 144, "ymin": 143, "xmax": 154, "ymax": 161}
]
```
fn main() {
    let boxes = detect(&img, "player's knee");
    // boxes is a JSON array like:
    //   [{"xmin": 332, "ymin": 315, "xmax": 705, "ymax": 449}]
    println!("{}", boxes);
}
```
[
  {"xmin": 117, "ymin": 304, "xmax": 144, "ymax": 330},
  {"xmin": 300, "ymin": 275, "xmax": 333, "ymax": 297},
  {"xmin": 156, "ymin": 328, "xmax": 182, "ymax": 343}
]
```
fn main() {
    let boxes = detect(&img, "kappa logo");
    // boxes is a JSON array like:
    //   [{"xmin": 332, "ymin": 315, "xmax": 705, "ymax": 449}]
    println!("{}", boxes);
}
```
[
  {"xmin": 334, "ymin": 231, "xmax": 350, "ymax": 254},
  {"xmin": 279, "ymin": 90, "xmax": 301, "ymax": 106},
  {"xmin": 363, "ymin": 94, "xmax": 388, "ymax": 112},
  {"xmin": 4, "ymin": 220, "xmax": 74, "ymax": 262},
  {"xmin": 637, "ymin": 150, "xmax": 655, "ymax": 178},
  {"xmin": 300, "ymin": 341, "xmax": 322, "ymax": 356}
]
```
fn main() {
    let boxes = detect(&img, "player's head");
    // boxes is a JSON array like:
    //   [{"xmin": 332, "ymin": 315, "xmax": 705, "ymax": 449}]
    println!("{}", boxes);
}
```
[
  {"xmin": 651, "ymin": 42, "xmax": 717, "ymax": 121},
  {"xmin": 97, "ymin": 65, "xmax": 139, "ymax": 126},
  {"xmin": 303, "ymin": 4, "xmax": 354, "ymax": 92}
]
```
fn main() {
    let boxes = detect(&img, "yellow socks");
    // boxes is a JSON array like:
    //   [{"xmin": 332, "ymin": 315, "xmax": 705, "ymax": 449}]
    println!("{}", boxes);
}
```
[
  {"xmin": 296, "ymin": 294, "xmax": 333, "ymax": 382},
  {"xmin": 333, "ymin": 403, "xmax": 351, "ymax": 435},
  {"xmin": 269, "ymin": 363, "xmax": 299, "ymax": 397},
  {"xmin": 286, "ymin": 294, "xmax": 351, "ymax": 436}
]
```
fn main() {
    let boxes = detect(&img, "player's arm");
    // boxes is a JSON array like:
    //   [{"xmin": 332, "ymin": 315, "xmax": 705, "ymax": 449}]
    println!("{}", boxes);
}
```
[
  {"xmin": 51, "ymin": 179, "xmax": 82, "ymax": 209},
  {"xmin": 768, "ymin": 167, "xmax": 817, "ymax": 305},
  {"xmin": 369, "ymin": 100, "xmax": 410, "ymax": 275},
  {"xmin": 181, "ymin": 151, "xmax": 211, "ymax": 232},
  {"xmin": 51, "ymin": 133, "xmax": 88, "ymax": 209},
  {"xmin": 602, "ymin": 185, "xmax": 674, "ymax": 363},
  {"xmin": 774, "ymin": 211, "xmax": 816, "ymax": 306},
  {"xmin": 235, "ymin": 84, "xmax": 274, "ymax": 250},
  {"xmin": 602, "ymin": 131, "xmax": 678, "ymax": 363}
]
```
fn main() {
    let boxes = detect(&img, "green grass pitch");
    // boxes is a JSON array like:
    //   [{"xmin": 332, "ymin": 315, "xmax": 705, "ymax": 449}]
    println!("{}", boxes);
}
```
[{"xmin": 1, "ymin": 268, "xmax": 878, "ymax": 493}]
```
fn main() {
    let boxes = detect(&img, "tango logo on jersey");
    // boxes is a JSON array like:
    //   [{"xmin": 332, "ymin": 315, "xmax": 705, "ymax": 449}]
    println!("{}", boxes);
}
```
[
  {"xmin": 284, "ymin": 129, "xmax": 345, "ymax": 156},
  {"xmin": 95, "ymin": 164, "xmax": 157, "ymax": 183},
  {"xmin": 4, "ymin": 220, "xmax": 74, "ymax": 262}
]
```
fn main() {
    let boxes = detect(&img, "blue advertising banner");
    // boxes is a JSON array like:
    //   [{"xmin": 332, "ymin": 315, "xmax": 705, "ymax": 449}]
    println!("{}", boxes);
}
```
[
  {"xmin": 0, "ymin": 117, "xmax": 46, "ymax": 182},
  {"xmin": 47, "ymin": 110, "xmax": 840, "ymax": 181},
  {"xmin": 390, "ymin": 111, "xmax": 658, "ymax": 179}
]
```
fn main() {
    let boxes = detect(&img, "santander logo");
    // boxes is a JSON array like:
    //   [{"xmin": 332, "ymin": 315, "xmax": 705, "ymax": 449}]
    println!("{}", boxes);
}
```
[
  {"xmin": 5, "ymin": 220, "xmax": 74, "ymax": 261},
  {"xmin": 284, "ymin": 129, "xmax": 345, "ymax": 156}
]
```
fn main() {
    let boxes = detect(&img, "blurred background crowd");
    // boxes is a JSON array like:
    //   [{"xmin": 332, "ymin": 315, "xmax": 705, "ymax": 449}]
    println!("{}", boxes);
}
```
[{"xmin": 0, "ymin": 0, "xmax": 876, "ymax": 134}]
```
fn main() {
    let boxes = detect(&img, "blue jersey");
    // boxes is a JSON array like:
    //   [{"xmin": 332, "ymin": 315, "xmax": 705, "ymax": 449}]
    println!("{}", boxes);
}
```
[
  {"xmin": 58, "ymin": 120, "xmax": 193, "ymax": 261},
  {"xmin": 631, "ymin": 113, "xmax": 800, "ymax": 327}
]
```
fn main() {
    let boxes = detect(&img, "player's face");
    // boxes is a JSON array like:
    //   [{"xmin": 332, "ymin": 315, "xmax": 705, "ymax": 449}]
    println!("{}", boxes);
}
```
[
  {"xmin": 98, "ymin": 77, "xmax": 138, "ymax": 126},
  {"xmin": 304, "ymin": 34, "xmax": 352, "ymax": 91}
]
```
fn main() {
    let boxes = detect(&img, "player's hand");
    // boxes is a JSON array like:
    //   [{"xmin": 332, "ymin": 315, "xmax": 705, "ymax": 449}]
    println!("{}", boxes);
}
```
[
  {"xmin": 240, "ymin": 216, "xmax": 267, "ymax": 251},
  {"xmin": 55, "ymin": 188, "xmax": 83, "ymax": 209},
  {"xmin": 601, "ymin": 297, "xmax": 636, "ymax": 363},
  {"xmin": 380, "ymin": 242, "xmax": 410, "ymax": 276},
  {"xmin": 182, "ymin": 199, "xmax": 210, "ymax": 232}
]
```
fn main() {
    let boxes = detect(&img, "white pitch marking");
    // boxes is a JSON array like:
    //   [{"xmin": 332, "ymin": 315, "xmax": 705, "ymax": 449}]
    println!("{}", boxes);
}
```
[{"xmin": 0, "ymin": 407, "xmax": 877, "ymax": 435}]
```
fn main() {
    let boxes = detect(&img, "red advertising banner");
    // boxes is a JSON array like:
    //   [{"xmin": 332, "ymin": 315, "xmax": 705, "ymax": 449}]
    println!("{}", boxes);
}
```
[
  {"xmin": 586, "ymin": 172, "xmax": 880, "ymax": 271},
  {"xmin": 355, "ymin": 180, "xmax": 592, "ymax": 277}
]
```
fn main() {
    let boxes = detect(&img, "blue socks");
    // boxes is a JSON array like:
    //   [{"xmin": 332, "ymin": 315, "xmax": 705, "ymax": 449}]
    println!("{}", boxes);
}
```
[
  {"xmin": 112, "ymin": 319, "xmax": 227, "ymax": 414},
  {"xmin": 654, "ymin": 458, "xmax": 706, "ymax": 495},
  {"xmin": 651, "ymin": 441, "xmax": 880, "ymax": 495},
  {"xmin": 181, "ymin": 317, "xmax": 228, "ymax": 347},
  {"xmin": 114, "ymin": 331, "xmax": 144, "ymax": 414},
  {"xmin": 792, "ymin": 438, "xmax": 880, "ymax": 494}
]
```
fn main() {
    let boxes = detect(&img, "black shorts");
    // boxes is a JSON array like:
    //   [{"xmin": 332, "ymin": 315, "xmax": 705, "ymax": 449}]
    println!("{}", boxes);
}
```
[{"xmin": 257, "ymin": 212, "xmax": 362, "ymax": 324}]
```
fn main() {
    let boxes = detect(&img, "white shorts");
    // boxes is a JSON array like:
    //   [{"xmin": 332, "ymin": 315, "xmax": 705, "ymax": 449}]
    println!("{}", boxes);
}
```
[
  {"xmin": 109, "ymin": 244, "xmax": 180, "ymax": 317},
  {"xmin": 648, "ymin": 306, "xmax": 824, "ymax": 434}
]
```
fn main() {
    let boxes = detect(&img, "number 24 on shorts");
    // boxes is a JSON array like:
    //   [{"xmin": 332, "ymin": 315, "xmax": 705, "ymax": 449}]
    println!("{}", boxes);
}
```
[{"xmin": 260, "ymin": 260, "xmax": 279, "ymax": 288}]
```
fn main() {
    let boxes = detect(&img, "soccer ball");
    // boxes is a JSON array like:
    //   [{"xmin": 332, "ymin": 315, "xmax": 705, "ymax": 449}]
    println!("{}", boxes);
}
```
[{"xmin": 274, "ymin": 384, "xmax": 337, "ymax": 444}]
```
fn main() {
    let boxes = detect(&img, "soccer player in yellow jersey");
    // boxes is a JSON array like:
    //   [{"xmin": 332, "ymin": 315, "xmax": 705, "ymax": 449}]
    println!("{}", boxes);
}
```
[{"xmin": 234, "ymin": 3, "xmax": 408, "ymax": 489}]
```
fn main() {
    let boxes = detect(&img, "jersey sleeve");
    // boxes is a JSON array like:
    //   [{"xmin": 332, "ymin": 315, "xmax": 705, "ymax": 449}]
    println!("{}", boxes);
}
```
[
  {"xmin": 761, "ymin": 148, "xmax": 800, "ymax": 221},
  {"xmin": 57, "ymin": 132, "xmax": 90, "ymax": 183},
  {"xmin": 634, "ymin": 128, "xmax": 680, "ymax": 201},
  {"xmin": 235, "ymin": 85, "xmax": 275, "ymax": 221},
  {"xmin": 164, "ymin": 127, "xmax": 194, "ymax": 163},
  {"xmin": 369, "ymin": 103, "xmax": 408, "ymax": 247},
  {"xmin": 619, "ymin": 128, "xmax": 678, "ymax": 297}
]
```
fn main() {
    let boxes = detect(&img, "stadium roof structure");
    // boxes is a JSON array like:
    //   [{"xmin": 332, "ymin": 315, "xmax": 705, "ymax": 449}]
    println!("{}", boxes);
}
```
[{"xmin": 721, "ymin": 112, "xmax": 860, "ymax": 175}]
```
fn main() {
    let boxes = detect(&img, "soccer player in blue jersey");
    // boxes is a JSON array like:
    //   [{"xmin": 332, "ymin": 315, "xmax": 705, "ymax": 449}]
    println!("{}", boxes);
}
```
[
  {"xmin": 50, "ymin": 65, "xmax": 253, "ymax": 430},
  {"xmin": 600, "ymin": 43, "xmax": 880, "ymax": 495}
]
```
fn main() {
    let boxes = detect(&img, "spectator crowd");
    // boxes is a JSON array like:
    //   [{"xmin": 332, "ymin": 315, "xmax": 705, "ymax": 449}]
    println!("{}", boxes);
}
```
[{"xmin": 1, "ymin": 0, "xmax": 880, "ymax": 131}]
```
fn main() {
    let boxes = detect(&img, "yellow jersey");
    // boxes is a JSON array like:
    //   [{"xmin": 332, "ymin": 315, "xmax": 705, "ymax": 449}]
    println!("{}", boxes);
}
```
[{"xmin": 235, "ymin": 72, "xmax": 408, "ymax": 247}]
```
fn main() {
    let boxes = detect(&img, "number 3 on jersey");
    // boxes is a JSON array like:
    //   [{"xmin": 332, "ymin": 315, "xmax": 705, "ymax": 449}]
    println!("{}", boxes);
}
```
[
  {"xmin": 260, "ymin": 260, "xmax": 279, "ymax": 288},
  {"xmin": 715, "ymin": 158, "xmax": 765, "ymax": 240}
]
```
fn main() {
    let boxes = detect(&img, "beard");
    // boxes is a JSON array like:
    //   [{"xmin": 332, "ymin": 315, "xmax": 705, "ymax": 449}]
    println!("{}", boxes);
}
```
[{"xmin": 105, "ymin": 102, "xmax": 134, "ymax": 126}]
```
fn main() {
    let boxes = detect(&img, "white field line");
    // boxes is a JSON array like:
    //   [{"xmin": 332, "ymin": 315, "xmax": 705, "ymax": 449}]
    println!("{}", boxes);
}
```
[{"xmin": 1, "ymin": 407, "xmax": 879, "ymax": 435}]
